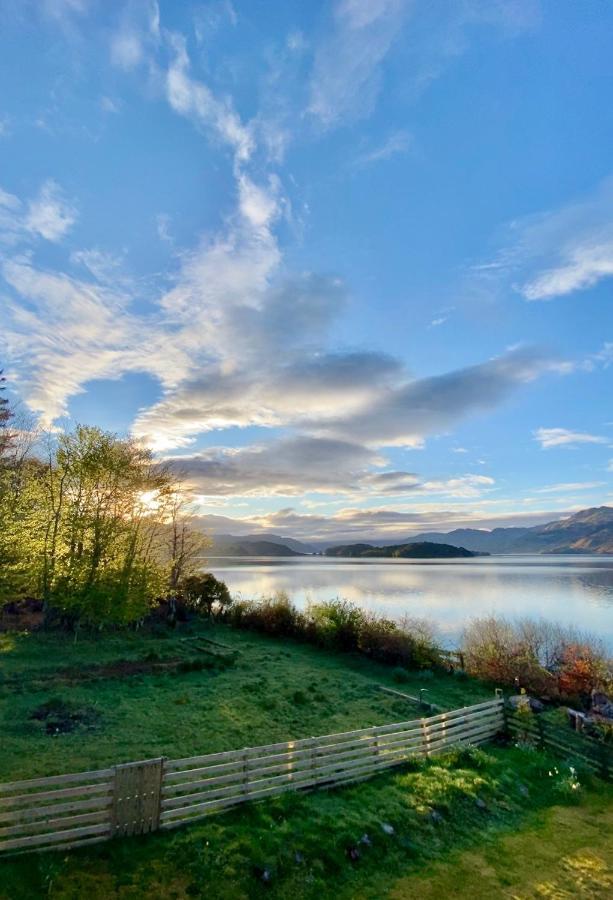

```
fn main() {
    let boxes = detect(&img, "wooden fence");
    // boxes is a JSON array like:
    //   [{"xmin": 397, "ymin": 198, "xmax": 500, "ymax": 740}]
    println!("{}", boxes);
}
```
[
  {"xmin": 505, "ymin": 709, "xmax": 612, "ymax": 779},
  {"xmin": 0, "ymin": 697, "xmax": 503, "ymax": 856}
]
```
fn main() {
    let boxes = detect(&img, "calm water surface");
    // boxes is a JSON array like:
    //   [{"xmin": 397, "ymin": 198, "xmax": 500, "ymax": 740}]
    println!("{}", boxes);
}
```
[{"xmin": 207, "ymin": 555, "xmax": 613, "ymax": 649}]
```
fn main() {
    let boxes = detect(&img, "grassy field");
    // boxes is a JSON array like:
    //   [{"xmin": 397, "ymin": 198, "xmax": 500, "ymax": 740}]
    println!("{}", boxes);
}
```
[
  {"xmin": 0, "ymin": 621, "xmax": 489, "ymax": 781},
  {"xmin": 0, "ymin": 623, "xmax": 611, "ymax": 899}
]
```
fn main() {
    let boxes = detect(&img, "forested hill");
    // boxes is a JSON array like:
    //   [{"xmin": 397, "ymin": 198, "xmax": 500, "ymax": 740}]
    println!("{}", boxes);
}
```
[
  {"xmin": 209, "ymin": 537, "xmax": 304, "ymax": 557},
  {"xmin": 324, "ymin": 541, "xmax": 479, "ymax": 559}
]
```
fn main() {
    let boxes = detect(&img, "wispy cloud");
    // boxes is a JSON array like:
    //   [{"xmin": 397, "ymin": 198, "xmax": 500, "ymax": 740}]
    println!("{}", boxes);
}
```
[
  {"xmin": 308, "ymin": 0, "xmax": 409, "ymax": 127},
  {"xmin": 534, "ymin": 428, "xmax": 608, "ymax": 450},
  {"xmin": 352, "ymin": 129, "xmax": 412, "ymax": 168},
  {"xmin": 165, "ymin": 31, "xmax": 253, "ymax": 161},
  {"xmin": 25, "ymin": 180, "xmax": 77, "ymax": 242},
  {"xmin": 534, "ymin": 481, "xmax": 606, "ymax": 493},
  {"xmin": 0, "ymin": 180, "xmax": 77, "ymax": 245},
  {"xmin": 110, "ymin": 0, "xmax": 160, "ymax": 71},
  {"xmin": 477, "ymin": 175, "xmax": 613, "ymax": 301}
]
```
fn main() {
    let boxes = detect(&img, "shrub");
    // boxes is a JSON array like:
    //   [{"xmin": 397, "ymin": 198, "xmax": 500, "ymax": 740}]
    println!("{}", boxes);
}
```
[
  {"xmin": 227, "ymin": 592, "xmax": 300, "ymax": 637},
  {"xmin": 226, "ymin": 594, "xmax": 441, "ymax": 673},
  {"xmin": 308, "ymin": 600, "xmax": 365, "ymax": 651},
  {"xmin": 462, "ymin": 616, "xmax": 612, "ymax": 703}
]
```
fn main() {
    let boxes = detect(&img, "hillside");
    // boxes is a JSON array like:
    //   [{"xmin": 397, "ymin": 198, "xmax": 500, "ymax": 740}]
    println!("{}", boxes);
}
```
[
  {"xmin": 325, "ymin": 541, "xmax": 479, "ymax": 559},
  {"xmin": 411, "ymin": 507, "xmax": 613, "ymax": 555},
  {"xmin": 209, "ymin": 536, "xmax": 304, "ymax": 557}
]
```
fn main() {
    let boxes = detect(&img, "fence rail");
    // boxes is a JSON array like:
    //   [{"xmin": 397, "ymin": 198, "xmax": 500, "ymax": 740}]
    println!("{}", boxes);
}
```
[{"xmin": 0, "ymin": 697, "xmax": 504, "ymax": 857}]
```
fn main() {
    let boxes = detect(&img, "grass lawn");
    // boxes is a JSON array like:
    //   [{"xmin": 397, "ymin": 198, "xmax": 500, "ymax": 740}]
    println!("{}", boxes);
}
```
[
  {"xmin": 0, "ymin": 745, "xmax": 610, "ymax": 899},
  {"xmin": 0, "ymin": 622, "xmax": 489, "ymax": 781},
  {"xmin": 0, "ymin": 624, "xmax": 611, "ymax": 899}
]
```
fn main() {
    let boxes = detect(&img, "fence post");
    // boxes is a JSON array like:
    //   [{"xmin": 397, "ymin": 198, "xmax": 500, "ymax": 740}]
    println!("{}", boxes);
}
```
[
  {"xmin": 372, "ymin": 727, "xmax": 381, "ymax": 767},
  {"xmin": 310, "ymin": 737, "xmax": 318, "ymax": 785},
  {"xmin": 421, "ymin": 717, "xmax": 431, "ymax": 758},
  {"xmin": 242, "ymin": 749, "xmax": 250, "ymax": 798}
]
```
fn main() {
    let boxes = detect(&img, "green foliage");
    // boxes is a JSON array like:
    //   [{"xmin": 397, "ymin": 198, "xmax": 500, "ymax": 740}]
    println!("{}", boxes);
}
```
[
  {"xmin": 0, "ymin": 409, "xmax": 209, "ymax": 625},
  {"xmin": 181, "ymin": 573, "xmax": 232, "ymax": 616}
]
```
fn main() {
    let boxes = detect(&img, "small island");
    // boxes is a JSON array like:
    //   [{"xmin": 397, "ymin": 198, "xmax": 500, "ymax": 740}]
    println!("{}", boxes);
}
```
[{"xmin": 324, "ymin": 540, "xmax": 483, "ymax": 559}]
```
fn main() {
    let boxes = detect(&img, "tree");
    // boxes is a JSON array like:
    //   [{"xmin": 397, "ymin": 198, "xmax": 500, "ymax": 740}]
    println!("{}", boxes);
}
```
[
  {"xmin": 0, "ymin": 370, "xmax": 14, "ymax": 461},
  {"xmin": 161, "ymin": 493, "xmax": 209, "ymax": 593},
  {"xmin": 181, "ymin": 573, "xmax": 232, "ymax": 617},
  {"xmin": 39, "ymin": 425, "xmax": 173, "ymax": 624}
]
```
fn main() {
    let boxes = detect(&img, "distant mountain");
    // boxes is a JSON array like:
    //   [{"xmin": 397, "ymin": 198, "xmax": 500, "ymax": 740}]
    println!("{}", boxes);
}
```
[
  {"xmin": 208, "ymin": 535, "xmax": 305, "ymax": 557},
  {"xmin": 325, "ymin": 541, "xmax": 480, "ymax": 559},
  {"xmin": 411, "ymin": 507, "xmax": 613, "ymax": 555},
  {"xmin": 410, "ymin": 527, "xmax": 531, "ymax": 554}
]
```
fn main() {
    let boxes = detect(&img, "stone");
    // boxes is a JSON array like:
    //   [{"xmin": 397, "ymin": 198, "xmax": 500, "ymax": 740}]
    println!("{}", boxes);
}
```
[
  {"xmin": 475, "ymin": 797, "xmax": 487, "ymax": 811},
  {"xmin": 429, "ymin": 810, "xmax": 444, "ymax": 825},
  {"xmin": 381, "ymin": 822, "xmax": 395, "ymax": 835}
]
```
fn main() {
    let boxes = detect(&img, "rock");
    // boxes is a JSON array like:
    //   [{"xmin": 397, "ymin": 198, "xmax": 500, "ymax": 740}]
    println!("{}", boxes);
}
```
[
  {"xmin": 475, "ymin": 797, "xmax": 488, "ymax": 811},
  {"xmin": 359, "ymin": 834, "xmax": 372, "ymax": 846},
  {"xmin": 528, "ymin": 698, "xmax": 545, "ymax": 713},
  {"xmin": 517, "ymin": 783, "xmax": 529, "ymax": 798},
  {"xmin": 381, "ymin": 822, "xmax": 395, "ymax": 836},
  {"xmin": 428, "ymin": 810, "xmax": 444, "ymax": 825}
]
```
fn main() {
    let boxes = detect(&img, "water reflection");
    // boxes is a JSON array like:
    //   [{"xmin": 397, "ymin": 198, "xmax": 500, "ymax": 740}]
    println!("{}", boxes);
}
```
[{"xmin": 207, "ymin": 555, "xmax": 613, "ymax": 649}]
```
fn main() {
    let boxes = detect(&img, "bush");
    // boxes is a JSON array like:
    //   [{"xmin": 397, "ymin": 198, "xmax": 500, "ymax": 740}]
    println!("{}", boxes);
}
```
[
  {"xmin": 226, "ymin": 595, "xmax": 441, "ymax": 673},
  {"xmin": 308, "ymin": 600, "xmax": 365, "ymax": 651},
  {"xmin": 227, "ymin": 592, "xmax": 301, "ymax": 637},
  {"xmin": 462, "ymin": 616, "xmax": 612, "ymax": 703}
]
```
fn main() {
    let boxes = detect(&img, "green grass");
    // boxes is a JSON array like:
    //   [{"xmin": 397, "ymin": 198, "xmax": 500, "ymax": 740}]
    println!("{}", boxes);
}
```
[
  {"xmin": 0, "ymin": 623, "xmax": 489, "ymax": 780},
  {"xmin": 0, "ymin": 744, "xmax": 610, "ymax": 899},
  {"xmin": 0, "ymin": 625, "xmax": 611, "ymax": 899}
]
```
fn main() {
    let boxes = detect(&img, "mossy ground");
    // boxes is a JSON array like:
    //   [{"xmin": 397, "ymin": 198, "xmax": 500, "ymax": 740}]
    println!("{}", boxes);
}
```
[{"xmin": 0, "ymin": 624, "xmax": 611, "ymax": 899}]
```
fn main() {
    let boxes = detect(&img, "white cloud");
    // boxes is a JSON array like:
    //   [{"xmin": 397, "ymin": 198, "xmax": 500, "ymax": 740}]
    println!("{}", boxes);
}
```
[
  {"xmin": 534, "ymin": 482, "xmax": 606, "ymax": 494},
  {"xmin": 534, "ymin": 428, "xmax": 608, "ymax": 450},
  {"xmin": 25, "ymin": 180, "xmax": 77, "ymax": 242},
  {"xmin": 522, "ymin": 239, "xmax": 613, "ymax": 301},
  {"xmin": 478, "ymin": 175, "xmax": 613, "ymax": 301},
  {"xmin": 165, "ymin": 32, "xmax": 253, "ymax": 162}
]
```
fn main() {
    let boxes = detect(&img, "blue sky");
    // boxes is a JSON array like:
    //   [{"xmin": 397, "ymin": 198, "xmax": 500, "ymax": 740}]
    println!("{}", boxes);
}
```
[{"xmin": 1, "ymin": 0, "xmax": 612, "ymax": 542}]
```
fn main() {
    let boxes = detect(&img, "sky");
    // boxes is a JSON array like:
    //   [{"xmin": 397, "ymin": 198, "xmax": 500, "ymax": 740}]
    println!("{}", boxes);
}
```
[{"xmin": 1, "ymin": 0, "xmax": 612, "ymax": 543}]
